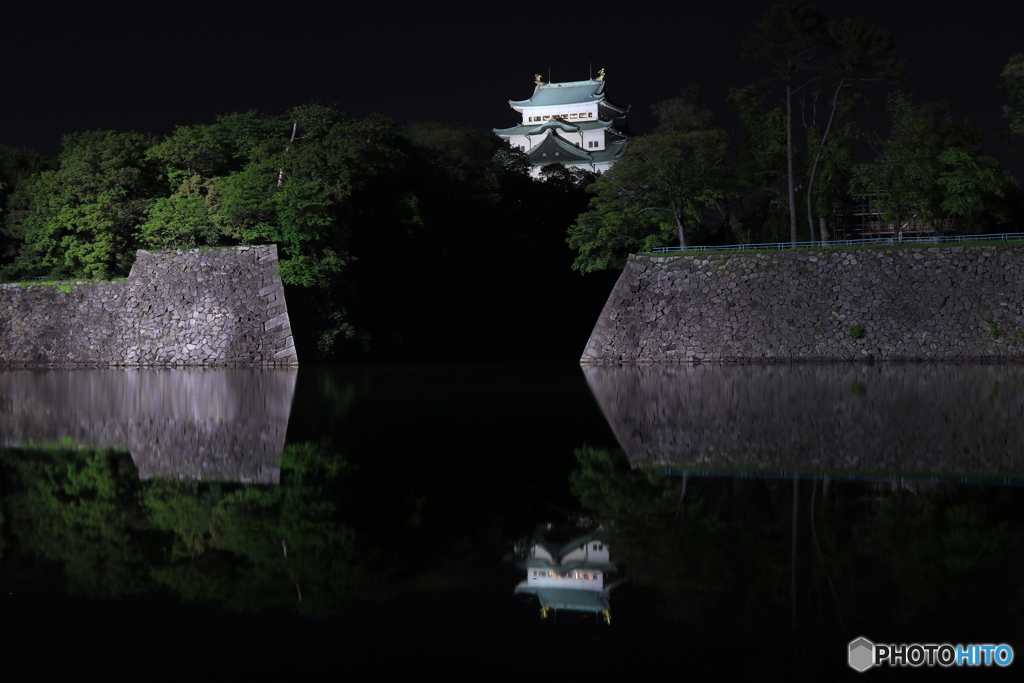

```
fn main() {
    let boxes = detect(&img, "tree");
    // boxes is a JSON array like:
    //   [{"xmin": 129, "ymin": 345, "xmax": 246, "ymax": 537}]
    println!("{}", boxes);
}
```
[
  {"xmin": 999, "ymin": 54, "xmax": 1024, "ymax": 142},
  {"xmin": 568, "ymin": 446, "xmax": 677, "ymax": 523},
  {"xmin": 567, "ymin": 204, "xmax": 672, "ymax": 273},
  {"xmin": 744, "ymin": 3, "xmax": 830, "ymax": 244},
  {"xmin": 853, "ymin": 92, "xmax": 1013, "ymax": 234},
  {"xmin": 5, "ymin": 131, "xmax": 160, "ymax": 278},
  {"xmin": 935, "ymin": 148, "xmax": 1015, "ymax": 230},
  {"xmin": 146, "ymin": 124, "xmax": 232, "ymax": 190},
  {"xmin": 136, "ymin": 174, "xmax": 226, "ymax": 249},
  {"xmin": 0, "ymin": 448, "xmax": 153, "ymax": 597},
  {"xmin": 725, "ymin": 84, "xmax": 789, "ymax": 244},
  {"xmin": 802, "ymin": 17, "xmax": 901, "ymax": 240},
  {"xmin": 401, "ymin": 122, "xmax": 503, "ymax": 185},
  {"xmin": 745, "ymin": 4, "xmax": 900, "ymax": 243},
  {"xmin": 216, "ymin": 106, "xmax": 428, "ymax": 355},
  {"xmin": 0, "ymin": 145, "xmax": 52, "ymax": 272},
  {"xmin": 0, "ymin": 145, "xmax": 50, "ymax": 214},
  {"xmin": 567, "ymin": 87, "xmax": 728, "ymax": 271}
]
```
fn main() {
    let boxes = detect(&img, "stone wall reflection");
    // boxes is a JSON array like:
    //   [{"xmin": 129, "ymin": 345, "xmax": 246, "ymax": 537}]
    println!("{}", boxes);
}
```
[
  {"xmin": 0, "ymin": 369, "xmax": 296, "ymax": 483},
  {"xmin": 583, "ymin": 363, "xmax": 1024, "ymax": 477}
]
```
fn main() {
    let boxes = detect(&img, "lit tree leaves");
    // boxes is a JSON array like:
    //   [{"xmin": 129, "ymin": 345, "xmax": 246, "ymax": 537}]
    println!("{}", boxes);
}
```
[
  {"xmin": 136, "ymin": 174, "xmax": 226, "ymax": 249},
  {"xmin": 937, "ymin": 148, "xmax": 1015, "ymax": 226},
  {"xmin": 853, "ymin": 92, "xmax": 1013, "ymax": 233},
  {"xmin": 10, "ymin": 131, "xmax": 160, "ymax": 278},
  {"xmin": 146, "ymin": 124, "xmax": 231, "ymax": 189},
  {"xmin": 567, "ymin": 87, "xmax": 727, "ymax": 271}
]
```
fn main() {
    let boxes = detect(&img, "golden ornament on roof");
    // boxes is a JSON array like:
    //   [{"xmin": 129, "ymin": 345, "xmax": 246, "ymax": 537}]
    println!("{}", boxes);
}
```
[
  {"xmin": 534, "ymin": 74, "xmax": 544, "ymax": 85},
  {"xmin": 596, "ymin": 68, "xmax": 606, "ymax": 81}
]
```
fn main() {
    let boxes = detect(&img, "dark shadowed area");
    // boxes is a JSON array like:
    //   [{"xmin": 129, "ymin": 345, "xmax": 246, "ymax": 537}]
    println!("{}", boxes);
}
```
[{"xmin": 5, "ymin": 1, "xmax": 1021, "ymax": 178}]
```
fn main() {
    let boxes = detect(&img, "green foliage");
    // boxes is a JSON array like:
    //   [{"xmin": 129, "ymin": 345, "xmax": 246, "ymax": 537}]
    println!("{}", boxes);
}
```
[
  {"xmin": 315, "ymin": 309, "xmax": 358, "ymax": 355},
  {"xmin": 568, "ymin": 87, "xmax": 728, "ymax": 271},
  {"xmin": 402, "ymin": 122, "xmax": 504, "ymax": 185},
  {"xmin": 137, "ymin": 174, "xmax": 227, "ymax": 249},
  {"xmin": 0, "ymin": 144, "xmax": 51, "ymax": 213},
  {"xmin": 143, "ymin": 443, "xmax": 365, "ymax": 613},
  {"xmin": 848, "ymin": 324, "xmax": 864, "ymax": 339},
  {"xmin": 146, "ymin": 124, "xmax": 231, "ymax": 189},
  {"xmin": 725, "ymin": 85, "xmax": 789, "ymax": 244},
  {"xmin": 999, "ymin": 54, "xmax": 1024, "ymax": 141},
  {"xmin": 0, "ymin": 442, "xmax": 375, "ymax": 613},
  {"xmin": 853, "ymin": 92, "xmax": 1012, "ymax": 233},
  {"xmin": 569, "ymin": 446, "xmax": 677, "ymax": 523},
  {"xmin": 936, "ymin": 148, "xmax": 1016, "ymax": 225},
  {"xmin": 3, "ymin": 131, "xmax": 161, "ymax": 278},
  {"xmin": 855, "ymin": 491, "xmax": 1013, "ymax": 623},
  {"xmin": 743, "ymin": 3, "xmax": 830, "ymax": 77},
  {"xmin": 567, "ymin": 203, "xmax": 673, "ymax": 273},
  {"xmin": 219, "ymin": 107, "xmax": 413, "ymax": 293},
  {"xmin": 215, "ymin": 110, "xmax": 291, "ymax": 162},
  {"xmin": 1, "ymin": 448, "xmax": 151, "ymax": 596},
  {"xmin": 744, "ymin": 4, "xmax": 901, "ymax": 242},
  {"xmin": 984, "ymin": 315, "xmax": 1024, "ymax": 344}
]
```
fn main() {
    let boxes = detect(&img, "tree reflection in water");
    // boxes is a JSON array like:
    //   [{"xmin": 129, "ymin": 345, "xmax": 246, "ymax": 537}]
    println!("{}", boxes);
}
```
[
  {"xmin": 565, "ymin": 444, "xmax": 1024, "ymax": 649},
  {"xmin": 4, "ymin": 362, "xmax": 1024, "ymax": 676},
  {"xmin": 0, "ymin": 443, "xmax": 372, "ymax": 614}
]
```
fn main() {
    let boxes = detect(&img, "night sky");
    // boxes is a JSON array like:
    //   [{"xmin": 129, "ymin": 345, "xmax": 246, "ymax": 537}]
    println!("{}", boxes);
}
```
[{"xmin": 5, "ymin": 1, "xmax": 1022, "ymax": 175}]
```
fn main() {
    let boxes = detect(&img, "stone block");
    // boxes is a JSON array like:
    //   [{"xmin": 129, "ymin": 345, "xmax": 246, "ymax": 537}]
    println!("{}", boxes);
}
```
[
  {"xmin": 0, "ymin": 245, "xmax": 297, "ymax": 368},
  {"xmin": 259, "ymin": 282, "xmax": 283, "ymax": 297},
  {"xmin": 265, "ymin": 312, "xmax": 290, "ymax": 331},
  {"xmin": 579, "ymin": 246, "xmax": 1024, "ymax": 364}
]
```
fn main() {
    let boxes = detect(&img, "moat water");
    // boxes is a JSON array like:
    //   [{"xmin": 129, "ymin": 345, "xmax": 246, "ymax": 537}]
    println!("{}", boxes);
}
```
[{"xmin": 1, "ymin": 362, "xmax": 1022, "ymax": 677}]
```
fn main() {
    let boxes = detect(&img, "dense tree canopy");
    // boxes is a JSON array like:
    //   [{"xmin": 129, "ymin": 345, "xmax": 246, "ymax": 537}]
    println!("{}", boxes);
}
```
[
  {"xmin": 744, "ymin": 3, "xmax": 901, "ymax": 243},
  {"xmin": 852, "ymin": 93, "xmax": 1015, "ymax": 234},
  {"xmin": 567, "ymin": 87, "xmax": 728, "ymax": 272},
  {"xmin": 0, "ymin": 106, "xmax": 597, "ymax": 359},
  {"xmin": 1000, "ymin": 53, "xmax": 1024, "ymax": 142},
  {"xmin": 563, "ymin": 8, "xmax": 1019, "ymax": 275},
  {"xmin": 1, "ymin": 5, "xmax": 1022, "ymax": 355},
  {"xmin": 7, "ymin": 131, "xmax": 160, "ymax": 278}
]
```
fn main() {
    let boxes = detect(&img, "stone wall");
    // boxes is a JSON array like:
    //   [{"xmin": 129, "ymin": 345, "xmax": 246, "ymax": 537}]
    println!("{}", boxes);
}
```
[
  {"xmin": 0, "ymin": 368, "xmax": 295, "ymax": 483},
  {"xmin": 582, "ymin": 245, "xmax": 1024, "ymax": 363},
  {"xmin": 583, "ymin": 363, "xmax": 1024, "ymax": 478},
  {"xmin": 0, "ymin": 245, "xmax": 297, "ymax": 366}
]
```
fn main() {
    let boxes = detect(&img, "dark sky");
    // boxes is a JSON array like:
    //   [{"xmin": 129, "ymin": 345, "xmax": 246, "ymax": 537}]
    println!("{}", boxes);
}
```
[{"xmin": 5, "ymin": 1, "xmax": 1022, "ymax": 176}]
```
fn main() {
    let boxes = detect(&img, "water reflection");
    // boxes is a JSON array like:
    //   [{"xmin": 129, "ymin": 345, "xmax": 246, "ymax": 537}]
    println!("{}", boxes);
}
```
[
  {"xmin": 2, "ymin": 363, "xmax": 1021, "ymax": 675},
  {"xmin": 574, "ymin": 363, "xmax": 1024, "ymax": 653},
  {"xmin": 0, "ymin": 369, "xmax": 296, "ymax": 483},
  {"xmin": 516, "ymin": 532, "xmax": 622, "ymax": 623},
  {"xmin": 583, "ymin": 363, "xmax": 1024, "ymax": 480},
  {"xmin": 566, "ymin": 445, "xmax": 1024, "ymax": 647}
]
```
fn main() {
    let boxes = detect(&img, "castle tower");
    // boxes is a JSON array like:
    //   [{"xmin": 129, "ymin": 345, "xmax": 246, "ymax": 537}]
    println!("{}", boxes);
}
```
[{"xmin": 494, "ymin": 70, "xmax": 629, "ymax": 176}]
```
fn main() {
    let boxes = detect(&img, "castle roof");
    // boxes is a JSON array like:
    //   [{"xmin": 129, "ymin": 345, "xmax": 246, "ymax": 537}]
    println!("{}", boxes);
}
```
[
  {"xmin": 492, "ymin": 119, "xmax": 618, "ymax": 138},
  {"xmin": 516, "ymin": 132, "xmax": 629, "ymax": 168},
  {"xmin": 587, "ymin": 139, "xmax": 628, "ymax": 164},
  {"xmin": 525, "ymin": 132, "xmax": 593, "ymax": 164},
  {"xmin": 510, "ymin": 79, "xmax": 608, "ymax": 109},
  {"xmin": 514, "ymin": 585, "xmax": 611, "ymax": 613}
]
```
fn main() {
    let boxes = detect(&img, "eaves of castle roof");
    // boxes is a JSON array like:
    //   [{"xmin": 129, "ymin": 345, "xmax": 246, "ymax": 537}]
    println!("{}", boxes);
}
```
[{"xmin": 509, "ymin": 79, "xmax": 607, "ymax": 109}]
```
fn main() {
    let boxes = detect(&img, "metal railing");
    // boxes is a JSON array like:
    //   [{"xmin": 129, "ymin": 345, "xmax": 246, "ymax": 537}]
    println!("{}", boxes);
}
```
[{"xmin": 650, "ymin": 232, "xmax": 1024, "ymax": 254}]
